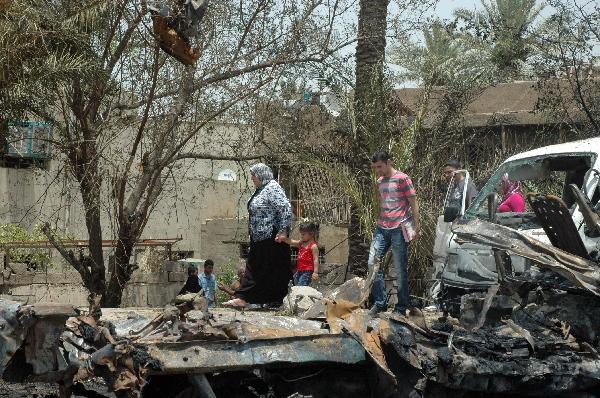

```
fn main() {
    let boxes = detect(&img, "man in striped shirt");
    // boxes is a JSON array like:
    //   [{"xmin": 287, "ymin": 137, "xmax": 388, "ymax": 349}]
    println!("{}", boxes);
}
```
[{"xmin": 368, "ymin": 150, "xmax": 420, "ymax": 316}]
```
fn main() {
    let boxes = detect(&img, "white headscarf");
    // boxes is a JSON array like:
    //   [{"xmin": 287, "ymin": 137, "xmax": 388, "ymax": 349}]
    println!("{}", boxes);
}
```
[{"xmin": 250, "ymin": 163, "xmax": 274, "ymax": 187}]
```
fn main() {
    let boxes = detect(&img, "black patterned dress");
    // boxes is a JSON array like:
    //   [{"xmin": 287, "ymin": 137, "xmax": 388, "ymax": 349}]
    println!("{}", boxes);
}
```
[{"xmin": 235, "ymin": 180, "xmax": 292, "ymax": 304}]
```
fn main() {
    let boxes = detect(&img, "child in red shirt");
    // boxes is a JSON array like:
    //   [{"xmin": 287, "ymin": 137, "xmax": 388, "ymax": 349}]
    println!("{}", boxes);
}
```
[{"xmin": 279, "ymin": 221, "xmax": 320, "ymax": 286}]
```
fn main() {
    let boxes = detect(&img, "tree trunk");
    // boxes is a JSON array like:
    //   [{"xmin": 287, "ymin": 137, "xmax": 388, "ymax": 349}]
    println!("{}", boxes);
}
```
[
  {"xmin": 348, "ymin": 202, "xmax": 371, "ymax": 276},
  {"xmin": 102, "ymin": 210, "xmax": 139, "ymax": 307},
  {"xmin": 103, "ymin": 226, "xmax": 135, "ymax": 307},
  {"xmin": 80, "ymin": 173, "xmax": 107, "ymax": 296},
  {"xmin": 70, "ymin": 132, "xmax": 107, "ymax": 297},
  {"xmin": 348, "ymin": 0, "xmax": 389, "ymax": 275}
]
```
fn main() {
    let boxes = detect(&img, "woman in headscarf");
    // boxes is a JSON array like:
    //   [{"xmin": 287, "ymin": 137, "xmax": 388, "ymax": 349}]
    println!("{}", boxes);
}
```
[
  {"xmin": 498, "ymin": 173, "xmax": 526, "ymax": 213},
  {"xmin": 223, "ymin": 163, "xmax": 292, "ymax": 308}
]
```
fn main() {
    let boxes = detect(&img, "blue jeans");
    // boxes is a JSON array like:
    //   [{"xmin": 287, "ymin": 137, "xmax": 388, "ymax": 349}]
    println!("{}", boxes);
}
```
[
  {"xmin": 368, "ymin": 226, "xmax": 409, "ymax": 312},
  {"xmin": 294, "ymin": 270, "xmax": 313, "ymax": 286}
]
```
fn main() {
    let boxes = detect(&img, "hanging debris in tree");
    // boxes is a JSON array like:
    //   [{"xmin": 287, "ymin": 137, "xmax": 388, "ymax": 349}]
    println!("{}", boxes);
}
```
[{"xmin": 149, "ymin": 0, "xmax": 208, "ymax": 65}]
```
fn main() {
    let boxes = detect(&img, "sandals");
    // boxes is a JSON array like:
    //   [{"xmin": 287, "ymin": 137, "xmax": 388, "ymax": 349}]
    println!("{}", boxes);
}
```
[{"xmin": 223, "ymin": 298, "xmax": 247, "ymax": 308}]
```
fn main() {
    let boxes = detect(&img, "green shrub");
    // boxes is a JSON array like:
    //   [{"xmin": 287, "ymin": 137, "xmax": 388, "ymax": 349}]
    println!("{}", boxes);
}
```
[
  {"xmin": 216, "ymin": 262, "xmax": 238, "ymax": 304},
  {"xmin": 0, "ymin": 223, "xmax": 71, "ymax": 270}
]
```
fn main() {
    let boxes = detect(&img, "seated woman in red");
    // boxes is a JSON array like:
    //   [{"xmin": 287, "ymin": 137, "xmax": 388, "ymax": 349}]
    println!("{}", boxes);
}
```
[{"xmin": 498, "ymin": 174, "xmax": 526, "ymax": 213}]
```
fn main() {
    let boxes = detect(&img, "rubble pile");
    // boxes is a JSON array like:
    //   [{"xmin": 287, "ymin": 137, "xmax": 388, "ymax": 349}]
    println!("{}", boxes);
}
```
[{"xmin": 2, "ymin": 217, "xmax": 600, "ymax": 397}]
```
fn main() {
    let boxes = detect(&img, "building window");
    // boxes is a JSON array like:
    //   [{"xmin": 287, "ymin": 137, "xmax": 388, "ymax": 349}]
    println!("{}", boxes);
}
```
[{"xmin": 1, "ymin": 121, "xmax": 52, "ymax": 168}]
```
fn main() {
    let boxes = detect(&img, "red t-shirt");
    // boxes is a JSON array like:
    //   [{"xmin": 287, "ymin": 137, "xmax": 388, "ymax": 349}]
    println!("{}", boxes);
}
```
[
  {"xmin": 297, "ymin": 241, "xmax": 318, "ymax": 272},
  {"xmin": 377, "ymin": 171, "xmax": 417, "ymax": 229}
]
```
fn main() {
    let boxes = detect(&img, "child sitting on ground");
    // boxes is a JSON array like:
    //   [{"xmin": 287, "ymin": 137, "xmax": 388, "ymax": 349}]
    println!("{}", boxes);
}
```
[
  {"xmin": 179, "ymin": 265, "xmax": 201, "ymax": 295},
  {"xmin": 277, "ymin": 221, "xmax": 320, "ymax": 286},
  {"xmin": 217, "ymin": 261, "xmax": 246, "ymax": 298},
  {"xmin": 199, "ymin": 259, "xmax": 217, "ymax": 307}
]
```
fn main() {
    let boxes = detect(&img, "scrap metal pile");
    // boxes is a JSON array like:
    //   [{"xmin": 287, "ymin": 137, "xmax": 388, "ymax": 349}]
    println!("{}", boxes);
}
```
[
  {"xmin": 0, "ymin": 288, "xmax": 372, "ymax": 398},
  {"xmin": 3, "ymin": 203, "xmax": 600, "ymax": 397}
]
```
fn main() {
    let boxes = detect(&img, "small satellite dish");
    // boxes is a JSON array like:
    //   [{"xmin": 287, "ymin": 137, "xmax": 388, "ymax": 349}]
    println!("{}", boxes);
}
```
[{"xmin": 217, "ymin": 169, "xmax": 237, "ymax": 181}]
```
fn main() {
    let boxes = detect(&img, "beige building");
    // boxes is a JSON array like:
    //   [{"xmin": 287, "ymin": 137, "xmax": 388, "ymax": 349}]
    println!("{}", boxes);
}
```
[
  {"xmin": 0, "ymin": 120, "xmax": 349, "ymax": 307},
  {"xmin": 0, "ymin": 121, "xmax": 255, "ymax": 261}
]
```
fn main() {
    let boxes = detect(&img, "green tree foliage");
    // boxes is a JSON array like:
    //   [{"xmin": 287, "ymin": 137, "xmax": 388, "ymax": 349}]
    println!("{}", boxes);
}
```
[
  {"xmin": 392, "ymin": 19, "xmax": 496, "ymax": 87},
  {"xmin": 0, "ymin": 0, "xmax": 107, "ymax": 116},
  {"xmin": 454, "ymin": 0, "xmax": 545, "ymax": 79},
  {"xmin": 394, "ymin": 22, "xmax": 462, "ymax": 86},
  {"xmin": 215, "ymin": 263, "xmax": 238, "ymax": 304}
]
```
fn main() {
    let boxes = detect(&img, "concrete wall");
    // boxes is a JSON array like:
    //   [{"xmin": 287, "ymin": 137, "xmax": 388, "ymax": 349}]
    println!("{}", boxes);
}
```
[
  {"xmin": 0, "ymin": 160, "xmax": 349, "ymax": 268},
  {"xmin": 199, "ymin": 218, "xmax": 349, "ymax": 270},
  {"xmin": 0, "ymin": 122, "xmax": 256, "ymax": 258},
  {"xmin": 317, "ymin": 224, "xmax": 348, "ymax": 264},
  {"xmin": 200, "ymin": 218, "xmax": 248, "ymax": 268},
  {"xmin": 0, "ymin": 221, "xmax": 349, "ymax": 307},
  {"xmin": 0, "ymin": 266, "xmax": 188, "ymax": 308}
]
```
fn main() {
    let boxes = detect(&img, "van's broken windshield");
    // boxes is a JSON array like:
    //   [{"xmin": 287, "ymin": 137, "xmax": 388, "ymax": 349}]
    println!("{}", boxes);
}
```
[{"xmin": 465, "ymin": 153, "xmax": 598, "ymax": 227}]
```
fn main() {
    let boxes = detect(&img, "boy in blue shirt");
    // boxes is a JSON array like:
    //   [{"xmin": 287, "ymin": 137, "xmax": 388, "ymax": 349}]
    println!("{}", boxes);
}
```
[{"xmin": 199, "ymin": 259, "xmax": 217, "ymax": 307}]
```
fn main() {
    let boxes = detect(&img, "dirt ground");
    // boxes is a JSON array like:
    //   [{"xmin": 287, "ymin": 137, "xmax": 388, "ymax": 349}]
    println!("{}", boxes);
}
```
[
  {"xmin": 0, "ymin": 380, "xmax": 57, "ymax": 398},
  {"xmin": 0, "ymin": 379, "xmax": 115, "ymax": 398}
]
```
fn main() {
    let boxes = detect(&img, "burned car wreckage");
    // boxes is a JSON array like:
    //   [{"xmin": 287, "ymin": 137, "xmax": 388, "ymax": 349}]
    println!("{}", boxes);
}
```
[{"xmin": 2, "ymin": 138, "xmax": 600, "ymax": 398}]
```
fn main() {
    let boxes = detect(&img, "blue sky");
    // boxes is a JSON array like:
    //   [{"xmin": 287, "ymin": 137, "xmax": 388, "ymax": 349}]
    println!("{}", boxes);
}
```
[
  {"xmin": 435, "ymin": 0, "xmax": 482, "ymax": 19},
  {"xmin": 434, "ymin": 0, "xmax": 555, "ymax": 20}
]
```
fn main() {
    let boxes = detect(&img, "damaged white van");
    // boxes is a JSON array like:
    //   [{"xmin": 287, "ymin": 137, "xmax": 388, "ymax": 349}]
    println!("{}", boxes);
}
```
[{"xmin": 433, "ymin": 137, "xmax": 600, "ymax": 308}]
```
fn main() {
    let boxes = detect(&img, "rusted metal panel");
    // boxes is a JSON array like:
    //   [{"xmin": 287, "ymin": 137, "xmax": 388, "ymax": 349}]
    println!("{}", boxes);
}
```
[
  {"xmin": 24, "ymin": 306, "xmax": 76, "ymax": 375},
  {"xmin": 0, "ymin": 301, "xmax": 77, "ymax": 376},
  {"xmin": 28, "ymin": 304, "xmax": 77, "ymax": 317},
  {"xmin": 145, "ymin": 334, "xmax": 365, "ymax": 374},
  {"xmin": 0, "ymin": 300, "xmax": 25, "ymax": 375},
  {"xmin": 0, "ymin": 238, "xmax": 181, "ymax": 249}
]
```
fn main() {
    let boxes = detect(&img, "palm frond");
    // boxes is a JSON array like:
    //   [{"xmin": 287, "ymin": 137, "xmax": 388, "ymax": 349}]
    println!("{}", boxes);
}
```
[{"xmin": 60, "ymin": 0, "xmax": 114, "ymax": 32}]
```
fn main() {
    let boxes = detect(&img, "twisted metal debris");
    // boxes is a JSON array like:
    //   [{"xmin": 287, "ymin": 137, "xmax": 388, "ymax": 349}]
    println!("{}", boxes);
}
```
[{"xmin": 2, "ymin": 233, "xmax": 600, "ymax": 397}]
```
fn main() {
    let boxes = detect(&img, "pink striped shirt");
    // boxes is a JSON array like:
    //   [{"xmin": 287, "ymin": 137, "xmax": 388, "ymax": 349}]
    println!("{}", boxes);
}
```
[{"xmin": 377, "ymin": 171, "xmax": 416, "ymax": 229}]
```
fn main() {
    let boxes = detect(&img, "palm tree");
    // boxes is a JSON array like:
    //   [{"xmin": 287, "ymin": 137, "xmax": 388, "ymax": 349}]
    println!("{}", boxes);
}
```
[
  {"xmin": 455, "ymin": 0, "xmax": 544, "ymax": 78},
  {"xmin": 0, "ymin": 0, "xmax": 108, "ymax": 117},
  {"xmin": 347, "ymin": 0, "xmax": 390, "ymax": 275},
  {"xmin": 420, "ymin": 22, "xmax": 460, "ymax": 86}
]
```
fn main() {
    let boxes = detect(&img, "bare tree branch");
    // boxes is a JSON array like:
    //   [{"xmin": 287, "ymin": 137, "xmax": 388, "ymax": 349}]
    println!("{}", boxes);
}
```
[
  {"xmin": 174, "ymin": 153, "xmax": 264, "ymax": 161},
  {"xmin": 112, "ymin": 89, "xmax": 180, "ymax": 111},
  {"xmin": 41, "ymin": 223, "xmax": 91, "ymax": 285},
  {"xmin": 117, "ymin": 44, "xmax": 162, "ymax": 216}
]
